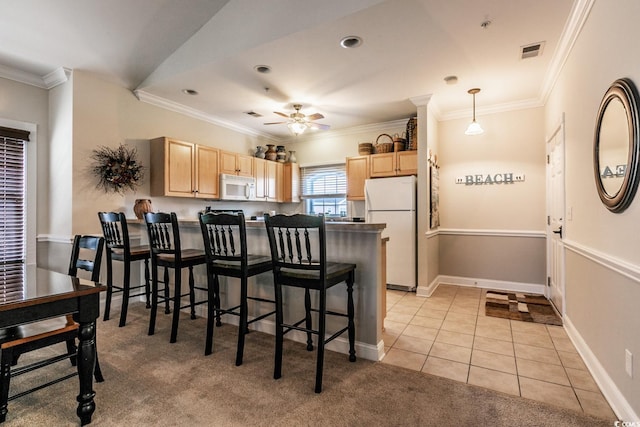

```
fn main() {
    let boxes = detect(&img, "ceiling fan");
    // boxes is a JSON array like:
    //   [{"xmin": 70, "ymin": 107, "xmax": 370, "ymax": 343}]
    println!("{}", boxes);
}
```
[{"xmin": 264, "ymin": 104, "xmax": 330, "ymax": 135}]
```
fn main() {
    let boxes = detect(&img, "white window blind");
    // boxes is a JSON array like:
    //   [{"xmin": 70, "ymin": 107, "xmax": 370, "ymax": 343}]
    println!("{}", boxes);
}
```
[
  {"xmin": 301, "ymin": 164, "xmax": 346, "ymax": 198},
  {"xmin": 0, "ymin": 126, "xmax": 29, "ymax": 303},
  {"xmin": 301, "ymin": 164, "xmax": 347, "ymax": 217}
]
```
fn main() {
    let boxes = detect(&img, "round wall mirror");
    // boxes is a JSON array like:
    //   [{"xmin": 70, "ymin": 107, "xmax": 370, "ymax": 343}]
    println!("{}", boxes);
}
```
[{"xmin": 593, "ymin": 78, "xmax": 640, "ymax": 212}]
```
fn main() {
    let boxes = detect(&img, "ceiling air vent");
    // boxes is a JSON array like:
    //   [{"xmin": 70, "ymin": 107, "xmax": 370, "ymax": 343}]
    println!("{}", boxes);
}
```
[
  {"xmin": 245, "ymin": 111, "xmax": 263, "ymax": 118},
  {"xmin": 520, "ymin": 41, "xmax": 545, "ymax": 59}
]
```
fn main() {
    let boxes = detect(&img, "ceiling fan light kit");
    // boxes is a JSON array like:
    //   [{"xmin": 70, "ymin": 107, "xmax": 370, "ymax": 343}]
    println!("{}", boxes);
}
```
[{"xmin": 264, "ymin": 103, "xmax": 330, "ymax": 136}]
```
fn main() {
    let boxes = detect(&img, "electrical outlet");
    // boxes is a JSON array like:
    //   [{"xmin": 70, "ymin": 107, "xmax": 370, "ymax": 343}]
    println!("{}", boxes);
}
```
[{"xmin": 626, "ymin": 349, "xmax": 633, "ymax": 378}]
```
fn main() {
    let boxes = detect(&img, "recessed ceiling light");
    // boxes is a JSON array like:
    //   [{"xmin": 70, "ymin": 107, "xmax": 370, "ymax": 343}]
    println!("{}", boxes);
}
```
[
  {"xmin": 254, "ymin": 65, "xmax": 272, "ymax": 74},
  {"xmin": 182, "ymin": 89, "xmax": 198, "ymax": 95},
  {"xmin": 340, "ymin": 36, "xmax": 362, "ymax": 49},
  {"xmin": 444, "ymin": 75, "xmax": 458, "ymax": 85}
]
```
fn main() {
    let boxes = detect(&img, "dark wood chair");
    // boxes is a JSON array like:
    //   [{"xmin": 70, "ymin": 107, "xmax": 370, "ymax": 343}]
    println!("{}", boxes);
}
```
[
  {"xmin": 199, "ymin": 211, "xmax": 275, "ymax": 362},
  {"xmin": 263, "ymin": 214, "xmax": 356, "ymax": 393},
  {"xmin": 98, "ymin": 212, "xmax": 151, "ymax": 327},
  {"xmin": 0, "ymin": 235, "xmax": 105, "ymax": 423},
  {"xmin": 144, "ymin": 212, "xmax": 207, "ymax": 343}
]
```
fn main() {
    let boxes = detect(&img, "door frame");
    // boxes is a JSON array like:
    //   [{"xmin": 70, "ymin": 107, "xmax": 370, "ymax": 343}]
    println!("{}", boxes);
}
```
[{"xmin": 545, "ymin": 114, "xmax": 566, "ymax": 315}]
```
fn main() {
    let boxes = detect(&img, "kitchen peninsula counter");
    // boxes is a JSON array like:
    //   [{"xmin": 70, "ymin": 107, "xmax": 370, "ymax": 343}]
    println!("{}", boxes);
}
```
[{"xmin": 128, "ymin": 218, "xmax": 387, "ymax": 361}]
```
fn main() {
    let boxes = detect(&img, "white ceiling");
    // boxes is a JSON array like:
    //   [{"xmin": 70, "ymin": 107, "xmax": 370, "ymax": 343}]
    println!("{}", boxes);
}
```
[{"xmin": 0, "ymin": 0, "xmax": 577, "ymax": 140}]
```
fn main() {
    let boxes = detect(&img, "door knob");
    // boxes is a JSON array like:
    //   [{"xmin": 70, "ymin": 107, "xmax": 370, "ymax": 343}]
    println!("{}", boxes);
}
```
[{"xmin": 552, "ymin": 226, "xmax": 563, "ymax": 238}]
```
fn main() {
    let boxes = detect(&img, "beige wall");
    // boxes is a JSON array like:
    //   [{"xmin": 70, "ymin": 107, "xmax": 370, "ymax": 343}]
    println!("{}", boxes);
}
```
[
  {"xmin": 544, "ymin": 0, "xmax": 640, "ymax": 418},
  {"xmin": 436, "ymin": 107, "xmax": 546, "ymax": 286},
  {"xmin": 439, "ymin": 107, "xmax": 546, "ymax": 231}
]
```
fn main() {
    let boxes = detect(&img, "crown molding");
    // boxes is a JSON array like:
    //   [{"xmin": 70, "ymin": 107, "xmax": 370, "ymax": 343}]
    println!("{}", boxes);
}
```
[
  {"xmin": 284, "ymin": 118, "xmax": 411, "ymax": 144},
  {"xmin": 440, "ymin": 97, "xmax": 544, "ymax": 121},
  {"xmin": 0, "ymin": 64, "xmax": 69, "ymax": 89},
  {"xmin": 43, "ymin": 67, "xmax": 71, "ymax": 89},
  {"xmin": 134, "ymin": 89, "xmax": 281, "ymax": 143},
  {"xmin": 539, "ymin": 0, "xmax": 595, "ymax": 104}
]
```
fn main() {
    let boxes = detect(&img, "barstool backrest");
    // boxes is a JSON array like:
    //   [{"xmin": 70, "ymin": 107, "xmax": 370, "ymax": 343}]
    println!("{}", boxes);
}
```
[
  {"xmin": 264, "ymin": 214, "xmax": 326, "ymax": 280},
  {"xmin": 199, "ymin": 211, "xmax": 248, "ymax": 266},
  {"xmin": 143, "ymin": 212, "xmax": 182, "ymax": 258},
  {"xmin": 98, "ymin": 212, "xmax": 129, "ymax": 255}
]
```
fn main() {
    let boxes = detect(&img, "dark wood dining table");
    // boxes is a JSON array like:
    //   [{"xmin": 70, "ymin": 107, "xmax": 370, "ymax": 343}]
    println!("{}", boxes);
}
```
[{"xmin": 0, "ymin": 267, "xmax": 105, "ymax": 425}]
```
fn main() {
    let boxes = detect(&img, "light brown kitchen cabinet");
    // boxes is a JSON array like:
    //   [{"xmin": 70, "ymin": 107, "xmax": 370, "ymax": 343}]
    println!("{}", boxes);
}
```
[
  {"xmin": 346, "ymin": 155, "xmax": 369, "ymax": 200},
  {"xmin": 265, "ymin": 161, "xmax": 283, "ymax": 202},
  {"xmin": 254, "ymin": 157, "xmax": 267, "ymax": 199},
  {"xmin": 369, "ymin": 150, "xmax": 417, "ymax": 177},
  {"xmin": 220, "ymin": 150, "xmax": 254, "ymax": 177},
  {"xmin": 283, "ymin": 163, "xmax": 301, "ymax": 203},
  {"xmin": 150, "ymin": 137, "xmax": 220, "ymax": 198}
]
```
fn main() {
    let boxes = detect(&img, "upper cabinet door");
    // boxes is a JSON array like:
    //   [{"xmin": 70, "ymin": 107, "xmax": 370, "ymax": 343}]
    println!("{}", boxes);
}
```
[
  {"xmin": 346, "ymin": 155, "xmax": 369, "ymax": 200},
  {"xmin": 236, "ymin": 154, "xmax": 254, "ymax": 177},
  {"xmin": 195, "ymin": 145, "xmax": 219, "ymax": 199},
  {"xmin": 150, "ymin": 137, "xmax": 195, "ymax": 197},
  {"xmin": 220, "ymin": 151, "xmax": 254, "ymax": 177},
  {"xmin": 150, "ymin": 137, "xmax": 219, "ymax": 198},
  {"xmin": 220, "ymin": 151, "xmax": 239, "ymax": 175},
  {"xmin": 396, "ymin": 151, "xmax": 417, "ymax": 176},
  {"xmin": 369, "ymin": 152, "xmax": 396, "ymax": 177}
]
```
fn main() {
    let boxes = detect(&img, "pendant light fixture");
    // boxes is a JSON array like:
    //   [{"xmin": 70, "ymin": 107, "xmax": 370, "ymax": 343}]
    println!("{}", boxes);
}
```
[{"xmin": 465, "ymin": 88, "xmax": 484, "ymax": 136}]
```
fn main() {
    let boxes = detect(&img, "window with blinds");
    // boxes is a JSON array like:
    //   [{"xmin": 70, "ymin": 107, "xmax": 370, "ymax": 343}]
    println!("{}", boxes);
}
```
[
  {"xmin": 301, "ymin": 164, "xmax": 347, "ymax": 217},
  {"xmin": 0, "ymin": 126, "xmax": 29, "ymax": 303}
]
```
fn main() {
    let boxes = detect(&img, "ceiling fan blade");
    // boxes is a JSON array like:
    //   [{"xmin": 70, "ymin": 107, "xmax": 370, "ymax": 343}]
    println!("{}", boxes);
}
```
[
  {"xmin": 306, "ymin": 113, "xmax": 324, "ymax": 121},
  {"xmin": 273, "ymin": 111, "xmax": 289, "ymax": 118},
  {"xmin": 308, "ymin": 122, "xmax": 330, "ymax": 130},
  {"xmin": 264, "ymin": 122, "xmax": 287, "ymax": 125}
]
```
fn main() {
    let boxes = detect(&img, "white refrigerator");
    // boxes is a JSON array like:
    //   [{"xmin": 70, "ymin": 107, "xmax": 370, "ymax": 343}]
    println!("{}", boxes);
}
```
[{"xmin": 365, "ymin": 176, "xmax": 417, "ymax": 291}]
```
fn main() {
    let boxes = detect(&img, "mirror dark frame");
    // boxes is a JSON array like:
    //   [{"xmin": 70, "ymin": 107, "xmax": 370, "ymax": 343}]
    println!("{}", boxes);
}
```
[{"xmin": 593, "ymin": 78, "xmax": 640, "ymax": 213}]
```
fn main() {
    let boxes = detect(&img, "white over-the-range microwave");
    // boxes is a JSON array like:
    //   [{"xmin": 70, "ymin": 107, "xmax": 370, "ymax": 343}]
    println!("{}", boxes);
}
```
[{"xmin": 219, "ymin": 173, "xmax": 256, "ymax": 201}]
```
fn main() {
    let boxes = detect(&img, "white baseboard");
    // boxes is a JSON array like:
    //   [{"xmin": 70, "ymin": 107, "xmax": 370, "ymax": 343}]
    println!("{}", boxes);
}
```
[
  {"xmin": 564, "ymin": 315, "xmax": 634, "ymax": 421},
  {"xmin": 417, "ymin": 275, "xmax": 545, "ymax": 297}
]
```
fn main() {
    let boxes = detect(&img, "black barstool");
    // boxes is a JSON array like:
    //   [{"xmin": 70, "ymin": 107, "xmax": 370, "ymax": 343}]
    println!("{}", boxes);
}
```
[
  {"xmin": 98, "ymin": 212, "xmax": 151, "ymax": 327},
  {"xmin": 144, "ymin": 212, "xmax": 207, "ymax": 343},
  {"xmin": 263, "ymin": 214, "xmax": 356, "ymax": 393},
  {"xmin": 199, "ymin": 211, "xmax": 275, "ymax": 362}
]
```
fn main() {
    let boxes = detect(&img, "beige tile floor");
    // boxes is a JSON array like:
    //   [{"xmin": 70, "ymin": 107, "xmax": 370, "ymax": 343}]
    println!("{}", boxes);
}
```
[{"xmin": 381, "ymin": 284, "xmax": 616, "ymax": 420}]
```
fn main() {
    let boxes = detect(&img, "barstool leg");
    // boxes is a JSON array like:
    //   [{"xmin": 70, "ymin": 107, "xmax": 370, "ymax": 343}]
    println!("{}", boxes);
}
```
[
  {"xmin": 119, "ymin": 260, "xmax": 131, "ymax": 327},
  {"xmin": 103, "ymin": 256, "xmax": 113, "ymax": 321},
  {"xmin": 214, "ymin": 275, "xmax": 222, "ymax": 327},
  {"xmin": 205, "ymin": 266, "xmax": 215, "ymax": 356},
  {"xmin": 347, "ymin": 272, "xmax": 356, "ymax": 362},
  {"xmin": 304, "ymin": 288, "xmax": 313, "ymax": 351},
  {"xmin": 273, "ymin": 281, "xmax": 284, "ymax": 381},
  {"xmin": 170, "ymin": 267, "xmax": 182, "ymax": 343},
  {"xmin": 144, "ymin": 258, "xmax": 151, "ymax": 309},
  {"xmin": 315, "ymin": 288, "xmax": 327, "ymax": 393},
  {"xmin": 189, "ymin": 266, "xmax": 196, "ymax": 320},
  {"xmin": 163, "ymin": 267, "xmax": 171, "ymax": 314},
  {"xmin": 148, "ymin": 262, "xmax": 159, "ymax": 336},
  {"xmin": 236, "ymin": 277, "xmax": 248, "ymax": 366}
]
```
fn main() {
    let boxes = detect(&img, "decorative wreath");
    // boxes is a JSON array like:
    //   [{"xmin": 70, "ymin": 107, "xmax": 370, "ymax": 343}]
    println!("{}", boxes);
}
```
[{"xmin": 91, "ymin": 144, "xmax": 144, "ymax": 194}]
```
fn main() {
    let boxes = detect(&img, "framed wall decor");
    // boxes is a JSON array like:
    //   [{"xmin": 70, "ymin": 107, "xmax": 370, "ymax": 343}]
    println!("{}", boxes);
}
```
[{"xmin": 430, "ymin": 165, "xmax": 440, "ymax": 229}]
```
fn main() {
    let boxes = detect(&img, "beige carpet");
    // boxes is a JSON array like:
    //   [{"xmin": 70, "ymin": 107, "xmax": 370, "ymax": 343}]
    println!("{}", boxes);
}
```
[{"xmin": 4, "ymin": 304, "xmax": 611, "ymax": 426}]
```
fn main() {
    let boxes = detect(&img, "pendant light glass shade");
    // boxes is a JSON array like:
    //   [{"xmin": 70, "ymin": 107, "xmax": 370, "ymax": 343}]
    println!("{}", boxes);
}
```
[
  {"xmin": 465, "ymin": 88, "xmax": 484, "ymax": 136},
  {"xmin": 465, "ymin": 120, "xmax": 484, "ymax": 135}
]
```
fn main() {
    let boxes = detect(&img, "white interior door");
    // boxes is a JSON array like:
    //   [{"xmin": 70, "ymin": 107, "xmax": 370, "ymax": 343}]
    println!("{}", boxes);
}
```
[{"xmin": 546, "ymin": 118, "xmax": 566, "ymax": 315}]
